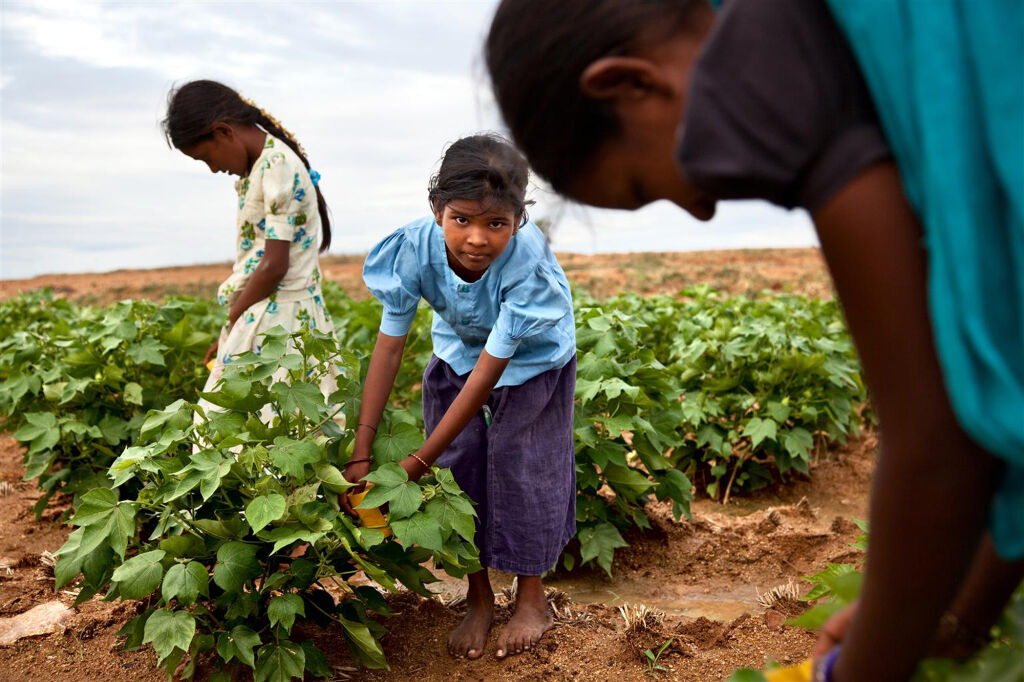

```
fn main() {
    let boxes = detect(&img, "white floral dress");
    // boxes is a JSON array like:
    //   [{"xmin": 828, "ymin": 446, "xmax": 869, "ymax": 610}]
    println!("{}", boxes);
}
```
[{"xmin": 200, "ymin": 135, "xmax": 340, "ymax": 419}]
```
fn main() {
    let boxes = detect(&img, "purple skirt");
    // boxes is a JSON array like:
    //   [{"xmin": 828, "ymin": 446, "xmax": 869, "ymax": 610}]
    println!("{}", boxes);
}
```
[{"xmin": 423, "ymin": 355, "xmax": 577, "ymax": 575}]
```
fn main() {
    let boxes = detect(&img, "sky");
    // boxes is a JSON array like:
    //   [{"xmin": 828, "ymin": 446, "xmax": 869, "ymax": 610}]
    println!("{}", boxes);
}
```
[{"xmin": 0, "ymin": 0, "xmax": 817, "ymax": 280}]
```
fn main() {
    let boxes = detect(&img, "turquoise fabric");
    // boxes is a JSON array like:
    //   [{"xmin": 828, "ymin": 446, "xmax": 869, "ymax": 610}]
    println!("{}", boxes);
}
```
[{"xmin": 824, "ymin": 0, "xmax": 1023, "ymax": 558}]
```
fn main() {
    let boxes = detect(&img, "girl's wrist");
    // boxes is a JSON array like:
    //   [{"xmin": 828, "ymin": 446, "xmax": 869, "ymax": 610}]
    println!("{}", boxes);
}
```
[
  {"xmin": 814, "ymin": 645, "xmax": 842, "ymax": 682},
  {"xmin": 408, "ymin": 452, "xmax": 430, "ymax": 472}
]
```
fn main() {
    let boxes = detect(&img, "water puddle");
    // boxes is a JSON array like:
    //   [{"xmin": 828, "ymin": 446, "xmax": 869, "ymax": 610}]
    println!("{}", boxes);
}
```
[{"xmin": 546, "ymin": 575, "xmax": 760, "ymax": 621}]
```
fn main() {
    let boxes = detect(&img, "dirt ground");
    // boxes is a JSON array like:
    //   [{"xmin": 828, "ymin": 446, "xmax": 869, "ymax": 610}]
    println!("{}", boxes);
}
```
[
  {"xmin": 0, "ymin": 431, "xmax": 873, "ymax": 682},
  {"xmin": 0, "ymin": 248, "xmax": 834, "ymax": 304},
  {"xmin": 0, "ymin": 249, "xmax": 871, "ymax": 681}
]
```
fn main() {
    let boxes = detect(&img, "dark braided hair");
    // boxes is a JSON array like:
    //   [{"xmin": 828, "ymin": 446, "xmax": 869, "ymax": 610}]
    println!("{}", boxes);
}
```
[
  {"xmin": 486, "ymin": 0, "xmax": 703, "ymax": 196},
  {"xmin": 163, "ymin": 80, "xmax": 332, "ymax": 251},
  {"xmin": 428, "ymin": 134, "xmax": 532, "ymax": 226}
]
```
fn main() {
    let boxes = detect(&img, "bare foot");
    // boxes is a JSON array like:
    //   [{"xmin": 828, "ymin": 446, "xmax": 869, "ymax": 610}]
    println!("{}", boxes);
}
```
[
  {"xmin": 448, "ymin": 571, "xmax": 495, "ymax": 660},
  {"xmin": 448, "ymin": 601, "xmax": 494, "ymax": 659},
  {"xmin": 495, "ymin": 576, "xmax": 553, "ymax": 658}
]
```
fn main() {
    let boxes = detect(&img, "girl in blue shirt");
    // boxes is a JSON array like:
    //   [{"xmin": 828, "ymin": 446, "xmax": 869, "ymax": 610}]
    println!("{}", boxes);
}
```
[{"xmin": 342, "ymin": 134, "xmax": 577, "ymax": 661}]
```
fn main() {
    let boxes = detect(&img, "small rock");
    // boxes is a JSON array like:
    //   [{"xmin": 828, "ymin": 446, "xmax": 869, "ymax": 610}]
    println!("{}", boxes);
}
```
[
  {"xmin": 0, "ymin": 602, "xmax": 74, "ymax": 646},
  {"xmin": 763, "ymin": 609, "xmax": 786, "ymax": 630}
]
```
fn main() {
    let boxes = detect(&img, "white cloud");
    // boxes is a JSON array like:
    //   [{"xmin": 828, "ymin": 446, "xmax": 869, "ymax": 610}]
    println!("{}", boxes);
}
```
[{"xmin": 0, "ymin": 0, "xmax": 817, "ymax": 280}]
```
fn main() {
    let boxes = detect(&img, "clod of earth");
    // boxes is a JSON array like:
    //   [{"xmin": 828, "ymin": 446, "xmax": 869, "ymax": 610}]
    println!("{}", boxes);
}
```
[{"xmin": 0, "ymin": 601, "xmax": 74, "ymax": 646}]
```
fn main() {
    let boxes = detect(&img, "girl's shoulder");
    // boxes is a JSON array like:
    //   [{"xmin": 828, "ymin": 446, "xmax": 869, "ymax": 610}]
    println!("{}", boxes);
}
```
[
  {"xmin": 499, "ymin": 221, "xmax": 565, "ymax": 282},
  {"xmin": 367, "ymin": 216, "xmax": 438, "ymax": 267},
  {"xmin": 257, "ymin": 135, "xmax": 304, "ymax": 175}
]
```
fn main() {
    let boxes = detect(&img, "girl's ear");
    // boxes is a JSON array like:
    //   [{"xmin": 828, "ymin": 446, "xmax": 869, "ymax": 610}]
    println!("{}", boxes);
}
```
[
  {"xmin": 211, "ymin": 121, "xmax": 234, "ymax": 140},
  {"xmin": 579, "ymin": 57, "xmax": 672, "ymax": 101}
]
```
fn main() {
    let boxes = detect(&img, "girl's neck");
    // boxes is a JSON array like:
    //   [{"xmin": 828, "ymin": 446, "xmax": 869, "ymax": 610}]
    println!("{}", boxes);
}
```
[
  {"xmin": 446, "ymin": 245, "xmax": 485, "ymax": 282},
  {"xmin": 238, "ymin": 125, "xmax": 268, "ymax": 175}
]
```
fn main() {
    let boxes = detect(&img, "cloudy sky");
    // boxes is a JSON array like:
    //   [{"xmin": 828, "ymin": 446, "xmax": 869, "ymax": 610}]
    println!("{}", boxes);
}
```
[{"xmin": 0, "ymin": 0, "xmax": 816, "ymax": 280}]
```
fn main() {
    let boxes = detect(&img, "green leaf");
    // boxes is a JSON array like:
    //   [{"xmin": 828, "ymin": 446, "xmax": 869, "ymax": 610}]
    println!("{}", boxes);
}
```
[
  {"xmin": 255, "ymin": 641, "xmax": 306, "ymax": 682},
  {"xmin": 390, "ymin": 512, "xmax": 444, "ymax": 551},
  {"xmin": 300, "ymin": 641, "xmax": 330, "ymax": 678},
  {"xmin": 139, "ymin": 399, "xmax": 192, "ymax": 441},
  {"xmin": 602, "ymin": 463, "xmax": 652, "ymax": 497},
  {"xmin": 765, "ymin": 401, "xmax": 791, "ymax": 423},
  {"xmin": 264, "ymin": 527, "xmax": 325, "ymax": 555},
  {"xmin": 161, "ymin": 561, "xmax": 209, "ymax": 606},
  {"xmin": 267, "ymin": 593, "xmax": 305, "ymax": 634},
  {"xmin": 270, "ymin": 381, "xmax": 325, "ymax": 420},
  {"xmin": 111, "ymin": 549, "xmax": 166, "ymax": 600},
  {"xmin": 578, "ymin": 522, "xmax": 627, "ymax": 576},
  {"xmin": 425, "ymin": 496, "xmax": 477, "ymax": 543},
  {"xmin": 360, "ymin": 475, "xmax": 421, "ymax": 520},
  {"xmin": 126, "ymin": 338, "xmax": 166, "ymax": 366},
  {"xmin": 246, "ymin": 494, "xmax": 287, "ymax": 533},
  {"xmin": 313, "ymin": 463, "xmax": 351, "ymax": 494},
  {"xmin": 213, "ymin": 542, "xmax": 260, "ymax": 593},
  {"xmin": 200, "ymin": 378, "xmax": 268, "ymax": 412},
  {"xmin": 270, "ymin": 437, "xmax": 322, "ymax": 478},
  {"xmin": 371, "ymin": 421, "xmax": 421, "ymax": 464},
  {"xmin": 742, "ymin": 417, "xmax": 778, "ymax": 448},
  {"xmin": 361, "ymin": 462, "xmax": 408, "ymax": 488},
  {"xmin": 339, "ymin": 615, "xmax": 388, "ymax": 669},
  {"xmin": 726, "ymin": 670, "xmax": 768, "ymax": 682},
  {"xmin": 124, "ymin": 382, "xmax": 144, "ymax": 406},
  {"xmin": 70, "ymin": 488, "xmax": 119, "ymax": 526},
  {"xmin": 217, "ymin": 625, "xmax": 261, "ymax": 668},
  {"xmin": 783, "ymin": 427, "xmax": 814, "ymax": 460},
  {"xmin": 143, "ymin": 608, "xmax": 196, "ymax": 665}
]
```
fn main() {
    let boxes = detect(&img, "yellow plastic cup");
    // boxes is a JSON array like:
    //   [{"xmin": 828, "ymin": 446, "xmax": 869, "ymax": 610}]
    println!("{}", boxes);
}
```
[
  {"xmin": 348, "ymin": 485, "xmax": 391, "ymax": 538},
  {"xmin": 764, "ymin": 660, "xmax": 812, "ymax": 682}
]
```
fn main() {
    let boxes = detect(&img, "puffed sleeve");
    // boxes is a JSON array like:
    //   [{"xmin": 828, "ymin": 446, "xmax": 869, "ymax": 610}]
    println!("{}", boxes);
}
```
[
  {"xmin": 484, "ymin": 261, "xmax": 572, "ymax": 359},
  {"xmin": 362, "ymin": 230, "xmax": 422, "ymax": 337},
  {"xmin": 261, "ymin": 151, "xmax": 309, "ymax": 242}
]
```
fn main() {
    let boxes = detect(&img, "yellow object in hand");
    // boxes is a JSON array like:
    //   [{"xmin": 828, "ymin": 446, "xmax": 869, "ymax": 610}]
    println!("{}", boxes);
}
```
[
  {"xmin": 348, "ymin": 485, "xmax": 392, "ymax": 537},
  {"xmin": 764, "ymin": 660, "xmax": 812, "ymax": 682},
  {"xmin": 206, "ymin": 358, "xmax": 215, "ymax": 372}
]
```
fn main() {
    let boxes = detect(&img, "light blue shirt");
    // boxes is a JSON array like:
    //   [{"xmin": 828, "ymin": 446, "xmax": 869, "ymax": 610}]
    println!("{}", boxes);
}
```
[{"xmin": 363, "ymin": 216, "xmax": 576, "ymax": 387}]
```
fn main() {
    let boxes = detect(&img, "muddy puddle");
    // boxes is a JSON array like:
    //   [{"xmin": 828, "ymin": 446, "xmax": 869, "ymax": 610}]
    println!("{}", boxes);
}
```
[
  {"xmin": 546, "ymin": 575, "xmax": 760, "ymax": 620},
  {"xmin": 420, "ymin": 568, "xmax": 762, "ymax": 622}
]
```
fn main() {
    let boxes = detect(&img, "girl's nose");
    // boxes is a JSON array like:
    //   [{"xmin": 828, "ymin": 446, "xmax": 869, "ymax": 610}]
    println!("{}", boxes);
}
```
[{"xmin": 467, "ymin": 227, "xmax": 488, "ymax": 245}]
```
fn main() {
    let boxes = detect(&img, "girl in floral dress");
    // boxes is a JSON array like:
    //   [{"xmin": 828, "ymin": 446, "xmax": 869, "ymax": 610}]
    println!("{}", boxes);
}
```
[{"xmin": 163, "ymin": 80, "xmax": 338, "ymax": 409}]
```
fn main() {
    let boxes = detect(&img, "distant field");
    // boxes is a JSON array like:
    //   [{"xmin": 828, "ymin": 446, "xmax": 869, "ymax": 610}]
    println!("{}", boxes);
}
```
[{"xmin": 0, "ymin": 248, "xmax": 833, "ymax": 304}]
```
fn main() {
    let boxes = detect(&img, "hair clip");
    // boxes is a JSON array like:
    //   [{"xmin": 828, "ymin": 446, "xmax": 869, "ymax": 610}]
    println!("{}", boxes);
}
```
[{"xmin": 309, "ymin": 169, "xmax": 321, "ymax": 188}]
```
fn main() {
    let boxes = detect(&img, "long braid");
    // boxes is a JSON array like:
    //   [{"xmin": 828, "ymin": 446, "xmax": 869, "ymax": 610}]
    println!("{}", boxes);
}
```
[{"xmin": 240, "ymin": 96, "xmax": 332, "ymax": 251}]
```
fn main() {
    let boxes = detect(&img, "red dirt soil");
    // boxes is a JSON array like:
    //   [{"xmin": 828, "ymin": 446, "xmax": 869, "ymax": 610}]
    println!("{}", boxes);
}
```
[{"xmin": 0, "ymin": 433, "xmax": 873, "ymax": 682}]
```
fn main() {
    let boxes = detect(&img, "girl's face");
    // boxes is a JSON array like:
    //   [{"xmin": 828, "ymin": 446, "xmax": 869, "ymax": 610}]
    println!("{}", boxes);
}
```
[
  {"xmin": 564, "ymin": 26, "xmax": 717, "ymax": 220},
  {"xmin": 437, "ymin": 199, "xmax": 519, "ymax": 280},
  {"xmin": 567, "ymin": 129, "xmax": 717, "ymax": 220},
  {"xmin": 180, "ymin": 124, "xmax": 252, "ymax": 177}
]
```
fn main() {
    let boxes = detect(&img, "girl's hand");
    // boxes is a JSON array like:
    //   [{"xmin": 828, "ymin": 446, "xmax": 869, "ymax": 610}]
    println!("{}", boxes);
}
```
[
  {"xmin": 204, "ymin": 339, "xmax": 220, "ymax": 365},
  {"xmin": 813, "ymin": 600, "xmax": 858, "ymax": 659},
  {"xmin": 400, "ymin": 453, "xmax": 430, "ymax": 482},
  {"xmin": 339, "ymin": 456, "xmax": 372, "ymax": 517}
]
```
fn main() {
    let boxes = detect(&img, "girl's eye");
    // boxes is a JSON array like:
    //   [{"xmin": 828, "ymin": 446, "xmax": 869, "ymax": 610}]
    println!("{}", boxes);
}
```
[
  {"xmin": 454, "ymin": 217, "xmax": 469, "ymax": 225},
  {"xmin": 489, "ymin": 222, "xmax": 506, "ymax": 230}
]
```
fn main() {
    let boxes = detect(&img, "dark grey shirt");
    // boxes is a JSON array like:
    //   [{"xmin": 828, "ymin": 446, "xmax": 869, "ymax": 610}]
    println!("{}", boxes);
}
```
[{"xmin": 677, "ymin": 0, "xmax": 890, "ymax": 211}]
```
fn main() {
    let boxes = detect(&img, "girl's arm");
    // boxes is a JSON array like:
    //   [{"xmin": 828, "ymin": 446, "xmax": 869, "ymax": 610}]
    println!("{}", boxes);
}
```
[
  {"xmin": 228, "ymin": 240, "xmax": 290, "ymax": 327},
  {"xmin": 339, "ymin": 331, "xmax": 407, "ymax": 512},
  {"xmin": 810, "ymin": 161, "xmax": 998, "ymax": 682},
  {"xmin": 403, "ymin": 350, "xmax": 510, "ymax": 479}
]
